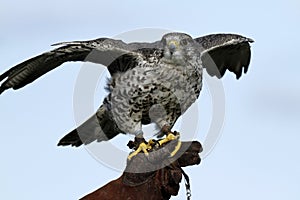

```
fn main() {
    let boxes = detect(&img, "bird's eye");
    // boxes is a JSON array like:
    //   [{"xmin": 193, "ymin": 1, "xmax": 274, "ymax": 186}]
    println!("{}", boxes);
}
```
[{"xmin": 180, "ymin": 39, "xmax": 188, "ymax": 45}]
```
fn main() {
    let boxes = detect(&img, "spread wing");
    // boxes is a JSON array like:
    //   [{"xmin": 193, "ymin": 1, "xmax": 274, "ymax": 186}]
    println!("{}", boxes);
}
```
[
  {"xmin": 195, "ymin": 34, "xmax": 254, "ymax": 79},
  {"xmin": 0, "ymin": 38, "xmax": 161, "ymax": 94}
]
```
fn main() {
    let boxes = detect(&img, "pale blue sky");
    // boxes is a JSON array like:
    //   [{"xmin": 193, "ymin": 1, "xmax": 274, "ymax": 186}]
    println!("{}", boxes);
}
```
[{"xmin": 1, "ymin": 0, "xmax": 300, "ymax": 199}]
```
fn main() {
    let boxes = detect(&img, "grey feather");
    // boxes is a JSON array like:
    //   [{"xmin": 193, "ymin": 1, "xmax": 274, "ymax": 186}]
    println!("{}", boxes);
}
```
[{"xmin": 0, "ymin": 32, "xmax": 254, "ymax": 147}]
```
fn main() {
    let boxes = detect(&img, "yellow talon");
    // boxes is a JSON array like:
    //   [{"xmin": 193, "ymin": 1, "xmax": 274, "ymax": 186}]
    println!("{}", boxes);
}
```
[
  {"xmin": 158, "ymin": 132, "xmax": 179, "ymax": 146},
  {"xmin": 128, "ymin": 142, "xmax": 151, "ymax": 160},
  {"xmin": 158, "ymin": 132, "xmax": 181, "ymax": 157},
  {"xmin": 170, "ymin": 140, "xmax": 182, "ymax": 157},
  {"xmin": 127, "ymin": 132, "xmax": 181, "ymax": 160},
  {"xmin": 147, "ymin": 139, "xmax": 156, "ymax": 146}
]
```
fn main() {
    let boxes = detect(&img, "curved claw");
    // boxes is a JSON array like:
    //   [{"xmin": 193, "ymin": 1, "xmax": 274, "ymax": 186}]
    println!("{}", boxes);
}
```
[
  {"xmin": 158, "ymin": 132, "xmax": 180, "ymax": 146},
  {"xmin": 128, "ymin": 142, "xmax": 151, "ymax": 160},
  {"xmin": 158, "ymin": 132, "xmax": 181, "ymax": 157},
  {"xmin": 127, "ymin": 132, "xmax": 182, "ymax": 160},
  {"xmin": 170, "ymin": 140, "xmax": 182, "ymax": 157}
]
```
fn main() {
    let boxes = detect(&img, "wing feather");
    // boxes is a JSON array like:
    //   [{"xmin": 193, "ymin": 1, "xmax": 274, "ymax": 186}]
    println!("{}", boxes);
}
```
[
  {"xmin": 195, "ymin": 34, "xmax": 254, "ymax": 79},
  {"xmin": 0, "ymin": 38, "xmax": 144, "ymax": 94}
]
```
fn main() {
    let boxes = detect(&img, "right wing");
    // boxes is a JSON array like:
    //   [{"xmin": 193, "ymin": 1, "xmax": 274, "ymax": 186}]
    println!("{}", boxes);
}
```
[
  {"xmin": 0, "ymin": 38, "xmax": 146, "ymax": 94},
  {"xmin": 195, "ymin": 34, "xmax": 254, "ymax": 79}
]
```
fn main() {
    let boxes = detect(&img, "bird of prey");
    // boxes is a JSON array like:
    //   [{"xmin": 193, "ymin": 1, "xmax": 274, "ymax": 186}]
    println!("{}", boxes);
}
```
[{"xmin": 0, "ymin": 32, "xmax": 254, "ymax": 159}]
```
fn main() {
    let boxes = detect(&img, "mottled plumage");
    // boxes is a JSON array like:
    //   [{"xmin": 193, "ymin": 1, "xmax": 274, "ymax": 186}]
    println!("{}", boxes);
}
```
[{"xmin": 0, "ymin": 32, "xmax": 254, "ymax": 147}]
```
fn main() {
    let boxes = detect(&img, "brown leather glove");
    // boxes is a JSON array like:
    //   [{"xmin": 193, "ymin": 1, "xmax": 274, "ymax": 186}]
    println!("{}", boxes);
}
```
[{"xmin": 80, "ymin": 141, "xmax": 202, "ymax": 200}]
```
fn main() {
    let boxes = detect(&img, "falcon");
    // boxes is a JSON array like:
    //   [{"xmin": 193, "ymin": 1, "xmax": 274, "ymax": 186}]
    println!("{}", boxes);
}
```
[{"xmin": 0, "ymin": 32, "xmax": 254, "ymax": 159}]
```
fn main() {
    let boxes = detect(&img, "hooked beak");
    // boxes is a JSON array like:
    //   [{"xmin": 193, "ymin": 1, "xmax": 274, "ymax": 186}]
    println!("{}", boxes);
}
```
[{"xmin": 168, "ymin": 41, "xmax": 178, "ymax": 54}]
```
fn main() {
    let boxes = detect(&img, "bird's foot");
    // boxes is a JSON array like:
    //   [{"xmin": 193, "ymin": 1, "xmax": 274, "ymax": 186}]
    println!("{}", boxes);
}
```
[
  {"xmin": 127, "ymin": 131, "xmax": 182, "ymax": 159},
  {"xmin": 127, "ymin": 138, "xmax": 153, "ymax": 160},
  {"xmin": 158, "ymin": 131, "xmax": 182, "ymax": 157}
]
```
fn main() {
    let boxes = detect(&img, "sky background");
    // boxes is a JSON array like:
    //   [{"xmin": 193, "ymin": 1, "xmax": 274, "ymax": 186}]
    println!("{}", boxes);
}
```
[{"xmin": 0, "ymin": 0, "xmax": 300, "ymax": 199}]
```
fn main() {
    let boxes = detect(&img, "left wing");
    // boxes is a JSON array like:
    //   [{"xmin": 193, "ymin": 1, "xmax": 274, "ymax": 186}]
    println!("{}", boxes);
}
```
[
  {"xmin": 0, "ymin": 38, "xmax": 159, "ymax": 94},
  {"xmin": 195, "ymin": 34, "xmax": 254, "ymax": 79}
]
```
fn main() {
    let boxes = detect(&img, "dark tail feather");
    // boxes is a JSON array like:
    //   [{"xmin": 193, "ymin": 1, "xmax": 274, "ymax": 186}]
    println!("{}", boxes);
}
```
[
  {"xmin": 57, "ymin": 105, "xmax": 122, "ymax": 147},
  {"xmin": 57, "ymin": 129, "xmax": 83, "ymax": 147}
]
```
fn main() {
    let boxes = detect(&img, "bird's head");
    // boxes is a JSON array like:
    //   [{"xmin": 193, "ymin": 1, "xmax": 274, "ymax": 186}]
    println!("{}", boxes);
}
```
[{"xmin": 161, "ymin": 32, "xmax": 198, "ymax": 64}]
